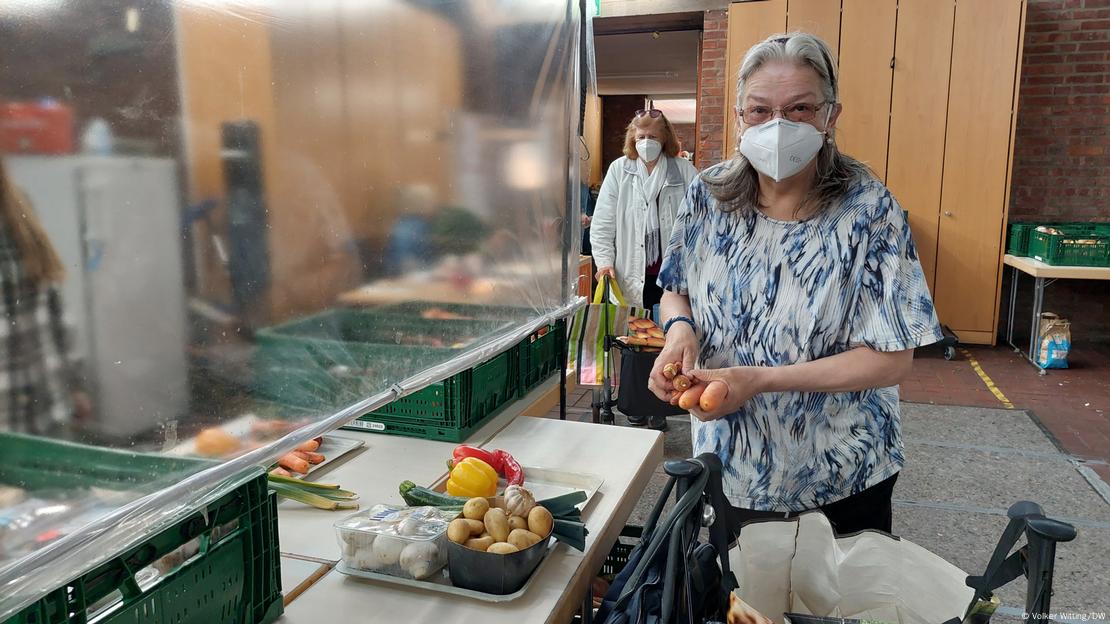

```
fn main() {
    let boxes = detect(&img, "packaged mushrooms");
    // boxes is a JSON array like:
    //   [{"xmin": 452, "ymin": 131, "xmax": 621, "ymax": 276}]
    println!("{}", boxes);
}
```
[{"xmin": 335, "ymin": 505, "xmax": 452, "ymax": 580}]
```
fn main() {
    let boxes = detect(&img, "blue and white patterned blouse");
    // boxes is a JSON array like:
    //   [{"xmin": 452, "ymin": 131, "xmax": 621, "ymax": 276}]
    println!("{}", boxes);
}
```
[{"xmin": 657, "ymin": 166, "xmax": 943, "ymax": 512}]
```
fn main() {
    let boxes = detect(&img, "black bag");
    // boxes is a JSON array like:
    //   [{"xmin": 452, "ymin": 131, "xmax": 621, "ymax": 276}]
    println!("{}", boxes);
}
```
[
  {"xmin": 616, "ymin": 344, "xmax": 687, "ymax": 418},
  {"xmin": 595, "ymin": 453, "xmax": 738, "ymax": 624}
]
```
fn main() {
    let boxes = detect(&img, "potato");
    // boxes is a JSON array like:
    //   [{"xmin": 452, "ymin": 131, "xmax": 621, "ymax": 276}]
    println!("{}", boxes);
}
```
[
  {"xmin": 487, "ymin": 542, "xmax": 520, "ymax": 555},
  {"xmin": 507, "ymin": 528, "xmax": 542, "ymax": 550},
  {"xmin": 483, "ymin": 508, "xmax": 510, "ymax": 542},
  {"xmin": 462, "ymin": 519, "xmax": 485, "ymax": 536},
  {"xmin": 463, "ymin": 497, "xmax": 490, "ymax": 521},
  {"xmin": 465, "ymin": 536, "xmax": 495, "ymax": 552},
  {"xmin": 527, "ymin": 505, "xmax": 554, "ymax": 538},
  {"xmin": 447, "ymin": 519, "xmax": 471, "ymax": 544},
  {"xmin": 508, "ymin": 516, "xmax": 528, "ymax": 532}
]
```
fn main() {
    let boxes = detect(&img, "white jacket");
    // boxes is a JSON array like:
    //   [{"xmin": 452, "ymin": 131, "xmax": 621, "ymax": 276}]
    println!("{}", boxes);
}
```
[{"xmin": 590, "ymin": 155, "xmax": 699, "ymax": 307}]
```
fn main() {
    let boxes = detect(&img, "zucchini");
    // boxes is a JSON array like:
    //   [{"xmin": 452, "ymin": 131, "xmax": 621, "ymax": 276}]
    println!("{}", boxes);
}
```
[{"xmin": 399, "ymin": 480, "xmax": 468, "ymax": 507}]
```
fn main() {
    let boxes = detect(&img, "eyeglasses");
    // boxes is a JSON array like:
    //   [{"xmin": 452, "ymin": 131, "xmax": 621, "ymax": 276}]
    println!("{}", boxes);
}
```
[
  {"xmin": 635, "ymin": 109, "xmax": 662, "ymax": 119},
  {"xmin": 739, "ymin": 102, "xmax": 827, "ymax": 125}
]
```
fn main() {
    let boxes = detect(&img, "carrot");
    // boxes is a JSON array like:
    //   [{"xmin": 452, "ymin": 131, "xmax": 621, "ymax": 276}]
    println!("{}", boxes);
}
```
[
  {"xmin": 672, "ymin": 374, "xmax": 692, "ymax": 392},
  {"xmin": 278, "ymin": 453, "xmax": 310, "ymax": 474},
  {"xmin": 296, "ymin": 439, "xmax": 320, "ymax": 452},
  {"xmin": 294, "ymin": 450, "xmax": 325, "ymax": 464},
  {"xmin": 678, "ymin": 384, "xmax": 707, "ymax": 410},
  {"xmin": 269, "ymin": 467, "xmax": 292, "ymax": 478},
  {"xmin": 699, "ymin": 381, "xmax": 730, "ymax": 413}
]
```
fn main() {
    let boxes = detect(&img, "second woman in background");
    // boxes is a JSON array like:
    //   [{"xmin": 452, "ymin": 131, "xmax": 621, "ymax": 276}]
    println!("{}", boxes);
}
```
[{"xmin": 590, "ymin": 108, "xmax": 699, "ymax": 429}]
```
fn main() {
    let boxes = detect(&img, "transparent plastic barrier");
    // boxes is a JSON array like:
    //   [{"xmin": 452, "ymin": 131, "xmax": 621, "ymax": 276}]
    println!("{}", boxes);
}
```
[{"xmin": 0, "ymin": 0, "xmax": 590, "ymax": 617}]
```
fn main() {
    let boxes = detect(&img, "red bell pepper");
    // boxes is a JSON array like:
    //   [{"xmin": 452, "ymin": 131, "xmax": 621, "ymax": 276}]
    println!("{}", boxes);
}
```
[
  {"xmin": 494, "ymin": 449, "xmax": 525, "ymax": 486},
  {"xmin": 449, "ymin": 445, "xmax": 525, "ymax": 485},
  {"xmin": 451, "ymin": 445, "xmax": 501, "ymax": 471}
]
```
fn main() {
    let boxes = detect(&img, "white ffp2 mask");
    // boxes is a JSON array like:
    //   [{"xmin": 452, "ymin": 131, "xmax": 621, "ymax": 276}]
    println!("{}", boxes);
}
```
[
  {"xmin": 739, "ymin": 119, "xmax": 825, "ymax": 182},
  {"xmin": 636, "ymin": 138, "xmax": 662, "ymax": 163}
]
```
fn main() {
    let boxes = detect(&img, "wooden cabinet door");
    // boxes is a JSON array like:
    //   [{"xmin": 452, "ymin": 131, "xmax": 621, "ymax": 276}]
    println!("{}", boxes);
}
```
[
  {"xmin": 786, "ymin": 0, "xmax": 842, "ymax": 58},
  {"xmin": 934, "ymin": 0, "xmax": 1025, "ymax": 341},
  {"xmin": 836, "ymin": 0, "xmax": 897, "ymax": 180},
  {"xmin": 724, "ymin": 0, "xmax": 787, "ymax": 157},
  {"xmin": 886, "ymin": 0, "xmax": 956, "ymax": 293}
]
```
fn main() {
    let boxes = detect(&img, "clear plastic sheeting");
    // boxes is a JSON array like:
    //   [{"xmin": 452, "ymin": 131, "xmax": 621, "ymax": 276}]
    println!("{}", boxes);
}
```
[{"xmin": 0, "ymin": 0, "xmax": 585, "ymax": 617}]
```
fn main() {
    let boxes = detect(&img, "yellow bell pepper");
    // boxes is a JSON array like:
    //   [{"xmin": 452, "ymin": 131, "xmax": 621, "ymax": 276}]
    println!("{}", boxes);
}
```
[{"xmin": 446, "ymin": 457, "xmax": 498, "ymax": 498}]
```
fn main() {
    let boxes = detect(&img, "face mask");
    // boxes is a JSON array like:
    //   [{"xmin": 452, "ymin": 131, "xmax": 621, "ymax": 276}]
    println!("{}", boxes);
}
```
[
  {"xmin": 738, "ymin": 118, "xmax": 825, "ymax": 182},
  {"xmin": 636, "ymin": 138, "xmax": 662, "ymax": 163}
]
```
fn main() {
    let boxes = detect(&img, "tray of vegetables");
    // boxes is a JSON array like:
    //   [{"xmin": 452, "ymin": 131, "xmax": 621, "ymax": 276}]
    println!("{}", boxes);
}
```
[{"xmin": 336, "ymin": 445, "xmax": 599, "ymax": 601}]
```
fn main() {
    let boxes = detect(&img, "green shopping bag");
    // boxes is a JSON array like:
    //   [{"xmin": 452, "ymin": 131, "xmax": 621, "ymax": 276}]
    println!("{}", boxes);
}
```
[{"xmin": 566, "ymin": 276, "xmax": 649, "ymax": 387}]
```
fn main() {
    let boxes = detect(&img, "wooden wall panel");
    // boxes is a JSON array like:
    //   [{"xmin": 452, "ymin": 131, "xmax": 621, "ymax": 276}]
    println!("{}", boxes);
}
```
[
  {"xmin": 934, "ymin": 0, "xmax": 1024, "ymax": 338},
  {"xmin": 175, "ymin": 4, "xmax": 277, "ymax": 303},
  {"xmin": 267, "ymin": 1, "xmax": 360, "ymax": 320},
  {"xmin": 786, "ymin": 0, "xmax": 842, "ymax": 57},
  {"xmin": 724, "ymin": 0, "xmax": 787, "ymax": 156},
  {"xmin": 835, "ymin": 0, "xmax": 896, "ymax": 180},
  {"xmin": 886, "ymin": 0, "xmax": 955, "ymax": 293},
  {"xmin": 583, "ymin": 92, "xmax": 604, "ymax": 187}
]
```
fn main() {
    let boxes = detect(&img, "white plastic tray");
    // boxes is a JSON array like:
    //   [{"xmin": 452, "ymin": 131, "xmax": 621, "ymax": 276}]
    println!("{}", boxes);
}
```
[
  {"xmin": 335, "ymin": 466, "xmax": 603, "ymax": 601},
  {"xmin": 336, "ymin": 538, "xmax": 559, "ymax": 603},
  {"xmin": 165, "ymin": 414, "xmax": 365, "ymax": 478}
]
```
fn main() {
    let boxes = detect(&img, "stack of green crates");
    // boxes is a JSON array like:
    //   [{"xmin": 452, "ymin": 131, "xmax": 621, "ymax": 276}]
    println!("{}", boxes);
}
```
[
  {"xmin": 253, "ymin": 308, "xmax": 512, "ymax": 411},
  {"xmin": 1008, "ymin": 222, "xmax": 1110, "ymax": 266},
  {"xmin": 1028, "ymin": 224, "xmax": 1110, "ymax": 267},
  {"xmin": 516, "ymin": 318, "xmax": 567, "ymax": 396},
  {"xmin": 2, "ymin": 433, "xmax": 281, "ymax": 624}
]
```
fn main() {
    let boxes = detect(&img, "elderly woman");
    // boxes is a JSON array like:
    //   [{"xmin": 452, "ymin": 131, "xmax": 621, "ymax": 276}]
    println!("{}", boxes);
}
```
[
  {"xmin": 649, "ymin": 33, "xmax": 942, "ymax": 535},
  {"xmin": 590, "ymin": 109, "xmax": 698, "ymax": 429}
]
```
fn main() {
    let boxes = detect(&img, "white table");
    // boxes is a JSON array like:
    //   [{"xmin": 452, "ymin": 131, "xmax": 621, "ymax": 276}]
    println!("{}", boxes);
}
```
[
  {"xmin": 275, "ymin": 382, "xmax": 663, "ymax": 624},
  {"xmin": 1003, "ymin": 254, "xmax": 1110, "ymax": 374}
]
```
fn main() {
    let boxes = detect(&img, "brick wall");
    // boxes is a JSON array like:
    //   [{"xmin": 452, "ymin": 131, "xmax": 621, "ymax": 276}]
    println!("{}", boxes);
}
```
[
  {"xmin": 672, "ymin": 122, "xmax": 696, "ymax": 155},
  {"xmin": 1009, "ymin": 0, "xmax": 1110, "ymax": 340},
  {"xmin": 696, "ymin": 9, "xmax": 728, "ymax": 170},
  {"xmin": 1011, "ymin": 0, "xmax": 1110, "ymax": 223}
]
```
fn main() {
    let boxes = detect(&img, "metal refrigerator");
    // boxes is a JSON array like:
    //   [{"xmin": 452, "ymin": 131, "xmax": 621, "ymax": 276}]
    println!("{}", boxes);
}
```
[{"xmin": 6, "ymin": 155, "xmax": 188, "ymax": 437}]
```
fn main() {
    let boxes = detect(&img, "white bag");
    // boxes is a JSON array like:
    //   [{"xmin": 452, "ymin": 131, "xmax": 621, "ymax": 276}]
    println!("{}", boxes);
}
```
[{"xmin": 729, "ymin": 512, "xmax": 974, "ymax": 624}]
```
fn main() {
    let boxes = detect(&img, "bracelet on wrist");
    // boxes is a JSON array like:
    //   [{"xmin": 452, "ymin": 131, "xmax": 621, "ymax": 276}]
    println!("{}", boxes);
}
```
[{"xmin": 663, "ymin": 316, "xmax": 695, "ymax": 335}]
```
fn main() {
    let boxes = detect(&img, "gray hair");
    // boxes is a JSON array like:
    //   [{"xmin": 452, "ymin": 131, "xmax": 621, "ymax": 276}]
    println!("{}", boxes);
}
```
[{"xmin": 703, "ymin": 32, "xmax": 870, "ymax": 215}]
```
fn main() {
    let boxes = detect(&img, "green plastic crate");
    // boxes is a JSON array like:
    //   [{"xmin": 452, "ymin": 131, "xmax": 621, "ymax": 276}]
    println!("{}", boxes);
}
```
[
  {"xmin": 2, "ymin": 434, "xmax": 282, "ymax": 624},
  {"xmin": 517, "ymin": 318, "xmax": 567, "ymax": 396},
  {"xmin": 1029, "ymin": 227, "xmax": 1110, "ymax": 267},
  {"xmin": 369, "ymin": 301, "xmax": 533, "ymax": 323},
  {"xmin": 253, "ymin": 309, "xmax": 511, "ymax": 409},
  {"xmin": 342, "ymin": 346, "xmax": 517, "ymax": 442},
  {"xmin": 1007, "ymin": 223, "xmax": 1036, "ymax": 256}
]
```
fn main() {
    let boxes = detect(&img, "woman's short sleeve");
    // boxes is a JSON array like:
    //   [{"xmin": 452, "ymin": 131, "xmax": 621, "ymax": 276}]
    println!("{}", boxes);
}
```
[{"xmin": 849, "ymin": 195, "xmax": 944, "ymax": 352}]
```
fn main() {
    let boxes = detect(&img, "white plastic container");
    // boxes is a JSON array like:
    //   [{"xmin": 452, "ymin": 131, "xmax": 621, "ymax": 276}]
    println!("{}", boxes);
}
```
[{"xmin": 334, "ymin": 505, "xmax": 451, "ymax": 580}]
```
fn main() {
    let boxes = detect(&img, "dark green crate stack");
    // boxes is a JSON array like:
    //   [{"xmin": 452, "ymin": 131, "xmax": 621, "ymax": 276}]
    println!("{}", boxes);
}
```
[
  {"xmin": 1007, "ymin": 223, "xmax": 1036, "ymax": 256},
  {"xmin": 253, "ymin": 308, "xmax": 510, "ymax": 411},
  {"xmin": 1028, "ymin": 224, "xmax": 1110, "ymax": 267},
  {"xmin": 517, "ymin": 318, "xmax": 567, "ymax": 396},
  {"xmin": 1009, "ymin": 222, "xmax": 1110, "ymax": 266},
  {"xmin": 2, "ymin": 433, "xmax": 281, "ymax": 624},
  {"xmin": 344, "ymin": 346, "xmax": 518, "ymax": 442}
]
